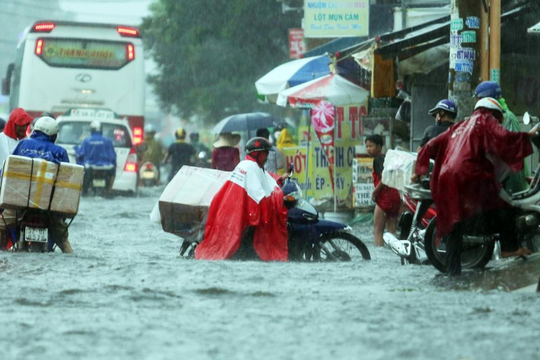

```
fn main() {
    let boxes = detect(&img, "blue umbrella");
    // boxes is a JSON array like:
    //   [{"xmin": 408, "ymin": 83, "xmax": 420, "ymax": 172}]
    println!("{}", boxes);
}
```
[
  {"xmin": 212, "ymin": 112, "xmax": 278, "ymax": 134},
  {"xmin": 255, "ymin": 54, "xmax": 332, "ymax": 98}
]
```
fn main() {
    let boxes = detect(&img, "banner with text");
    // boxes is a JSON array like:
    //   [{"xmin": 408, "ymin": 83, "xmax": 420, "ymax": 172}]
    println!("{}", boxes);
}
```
[
  {"xmin": 304, "ymin": 0, "xmax": 369, "ymax": 38},
  {"xmin": 289, "ymin": 103, "xmax": 368, "ymax": 208}
]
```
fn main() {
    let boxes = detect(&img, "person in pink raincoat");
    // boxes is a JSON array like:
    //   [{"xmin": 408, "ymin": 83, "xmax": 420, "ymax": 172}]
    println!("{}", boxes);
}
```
[{"xmin": 413, "ymin": 97, "xmax": 539, "ymax": 275}]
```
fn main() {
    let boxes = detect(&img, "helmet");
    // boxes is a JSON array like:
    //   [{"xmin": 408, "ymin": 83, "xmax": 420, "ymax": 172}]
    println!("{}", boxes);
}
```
[
  {"xmin": 175, "ymin": 127, "xmax": 186, "ymax": 140},
  {"xmin": 33, "ymin": 116, "xmax": 58, "ymax": 136},
  {"xmin": 245, "ymin": 137, "xmax": 273, "ymax": 154},
  {"xmin": 474, "ymin": 97, "xmax": 503, "ymax": 114},
  {"xmin": 428, "ymin": 99, "xmax": 457, "ymax": 116},
  {"xmin": 474, "ymin": 81, "xmax": 501, "ymax": 99},
  {"xmin": 144, "ymin": 124, "xmax": 156, "ymax": 134},
  {"xmin": 190, "ymin": 131, "xmax": 199, "ymax": 140},
  {"xmin": 90, "ymin": 120, "xmax": 101, "ymax": 132}
]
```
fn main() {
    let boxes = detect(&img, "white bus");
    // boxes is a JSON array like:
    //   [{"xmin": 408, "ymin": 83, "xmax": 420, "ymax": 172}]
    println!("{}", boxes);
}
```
[{"xmin": 2, "ymin": 20, "xmax": 145, "ymax": 144}]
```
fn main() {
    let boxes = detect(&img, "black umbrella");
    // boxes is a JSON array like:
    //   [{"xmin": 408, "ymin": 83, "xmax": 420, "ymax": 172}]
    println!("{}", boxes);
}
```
[{"xmin": 212, "ymin": 112, "xmax": 278, "ymax": 134}]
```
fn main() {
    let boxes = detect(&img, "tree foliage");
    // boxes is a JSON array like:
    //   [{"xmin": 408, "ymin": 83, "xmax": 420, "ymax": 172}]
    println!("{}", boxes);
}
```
[{"xmin": 141, "ymin": 0, "xmax": 302, "ymax": 124}]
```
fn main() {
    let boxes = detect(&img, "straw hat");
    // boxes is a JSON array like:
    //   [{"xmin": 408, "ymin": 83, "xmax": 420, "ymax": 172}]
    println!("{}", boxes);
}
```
[{"xmin": 213, "ymin": 133, "xmax": 241, "ymax": 148}]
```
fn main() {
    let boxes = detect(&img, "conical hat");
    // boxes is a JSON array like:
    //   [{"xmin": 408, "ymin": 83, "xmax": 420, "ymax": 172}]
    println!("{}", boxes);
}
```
[{"xmin": 213, "ymin": 133, "xmax": 241, "ymax": 148}]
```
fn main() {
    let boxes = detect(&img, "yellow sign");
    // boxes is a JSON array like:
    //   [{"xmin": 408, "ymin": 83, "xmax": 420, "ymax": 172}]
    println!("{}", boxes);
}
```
[
  {"xmin": 304, "ymin": 0, "xmax": 370, "ymax": 38},
  {"xmin": 287, "ymin": 104, "xmax": 368, "ymax": 208}
]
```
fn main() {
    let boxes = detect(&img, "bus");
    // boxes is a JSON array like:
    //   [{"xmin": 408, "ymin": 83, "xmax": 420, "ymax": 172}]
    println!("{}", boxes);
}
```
[{"xmin": 1, "ymin": 20, "xmax": 145, "ymax": 144}]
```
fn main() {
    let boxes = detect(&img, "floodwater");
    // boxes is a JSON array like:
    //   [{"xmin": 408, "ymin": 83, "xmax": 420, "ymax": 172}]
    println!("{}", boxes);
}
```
[{"xmin": 1, "ymin": 187, "xmax": 539, "ymax": 360}]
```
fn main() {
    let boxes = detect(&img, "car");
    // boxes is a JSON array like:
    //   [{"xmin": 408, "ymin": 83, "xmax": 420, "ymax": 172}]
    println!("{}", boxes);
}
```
[{"xmin": 55, "ymin": 108, "xmax": 139, "ymax": 195}]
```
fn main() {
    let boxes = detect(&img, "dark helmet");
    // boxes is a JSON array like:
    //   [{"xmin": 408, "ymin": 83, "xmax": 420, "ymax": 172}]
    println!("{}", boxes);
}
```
[
  {"xmin": 428, "ymin": 99, "xmax": 457, "ymax": 117},
  {"xmin": 190, "ymin": 131, "xmax": 199, "ymax": 140},
  {"xmin": 175, "ymin": 127, "xmax": 186, "ymax": 140},
  {"xmin": 245, "ymin": 137, "xmax": 273, "ymax": 154},
  {"xmin": 474, "ymin": 81, "xmax": 502, "ymax": 99}
]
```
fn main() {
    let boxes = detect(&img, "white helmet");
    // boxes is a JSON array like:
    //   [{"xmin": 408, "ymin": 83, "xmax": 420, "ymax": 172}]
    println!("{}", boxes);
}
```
[
  {"xmin": 33, "ymin": 116, "xmax": 58, "ymax": 136},
  {"xmin": 474, "ymin": 97, "xmax": 503, "ymax": 114},
  {"xmin": 144, "ymin": 124, "xmax": 155, "ymax": 133},
  {"xmin": 90, "ymin": 120, "xmax": 101, "ymax": 132}
]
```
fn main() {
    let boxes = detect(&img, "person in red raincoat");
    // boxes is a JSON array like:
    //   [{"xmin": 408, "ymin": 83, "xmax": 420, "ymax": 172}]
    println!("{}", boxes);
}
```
[
  {"xmin": 195, "ymin": 137, "xmax": 288, "ymax": 261},
  {"xmin": 0, "ymin": 108, "xmax": 34, "ymax": 168},
  {"xmin": 413, "ymin": 97, "xmax": 538, "ymax": 275}
]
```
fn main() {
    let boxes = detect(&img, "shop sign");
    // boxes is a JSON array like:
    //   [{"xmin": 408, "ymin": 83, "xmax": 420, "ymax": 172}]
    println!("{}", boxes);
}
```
[
  {"xmin": 289, "ymin": 29, "xmax": 305, "ymax": 59},
  {"xmin": 304, "ymin": 0, "xmax": 369, "ymax": 38}
]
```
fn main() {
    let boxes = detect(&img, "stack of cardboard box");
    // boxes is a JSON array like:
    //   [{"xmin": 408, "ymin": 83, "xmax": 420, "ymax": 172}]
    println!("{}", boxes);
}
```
[{"xmin": 0, "ymin": 156, "xmax": 84, "ymax": 217}]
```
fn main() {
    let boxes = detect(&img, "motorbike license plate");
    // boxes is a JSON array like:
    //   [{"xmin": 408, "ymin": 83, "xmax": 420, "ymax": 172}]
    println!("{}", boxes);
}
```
[
  {"xmin": 93, "ymin": 179, "xmax": 106, "ymax": 187},
  {"xmin": 142, "ymin": 171, "xmax": 155, "ymax": 179},
  {"xmin": 24, "ymin": 227, "xmax": 48, "ymax": 243}
]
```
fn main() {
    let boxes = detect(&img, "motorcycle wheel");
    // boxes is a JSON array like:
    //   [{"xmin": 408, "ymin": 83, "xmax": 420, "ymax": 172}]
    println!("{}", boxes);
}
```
[
  {"xmin": 27, "ymin": 242, "xmax": 47, "ymax": 253},
  {"xmin": 424, "ymin": 218, "xmax": 494, "ymax": 273},
  {"xmin": 317, "ymin": 232, "xmax": 371, "ymax": 261},
  {"xmin": 526, "ymin": 231, "xmax": 540, "ymax": 252}
]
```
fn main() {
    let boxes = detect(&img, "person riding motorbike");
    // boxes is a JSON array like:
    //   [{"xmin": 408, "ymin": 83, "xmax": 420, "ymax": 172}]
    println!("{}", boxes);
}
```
[
  {"xmin": 75, "ymin": 120, "xmax": 117, "ymax": 196},
  {"xmin": 0, "ymin": 116, "xmax": 73, "ymax": 253},
  {"xmin": 140, "ymin": 124, "xmax": 164, "ymax": 183},
  {"xmin": 413, "ymin": 98, "xmax": 539, "ymax": 275},
  {"xmin": 195, "ymin": 137, "xmax": 288, "ymax": 261},
  {"xmin": 475, "ymin": 81, "xmax": 529, "ymax": 194},
  {"xmin": 164, "ymin": 127, "xmax": 195, "ymax": 182},
  {"xmin": 190, "ymin": 132, "xmax": 210, "ymax": 168},
  {"xmin": 418, "ymin": 99, "xmax": 457, "ymax": 149}
]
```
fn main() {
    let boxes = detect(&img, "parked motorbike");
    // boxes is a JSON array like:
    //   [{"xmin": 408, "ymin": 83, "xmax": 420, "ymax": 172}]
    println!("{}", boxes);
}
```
[
  {"xmin": 139, "ymin": 161, "xmax": 159, "ymax": 186},
  {"xmin": 180, "ymin": 169, "xmax": 371, "ymax": 262}
]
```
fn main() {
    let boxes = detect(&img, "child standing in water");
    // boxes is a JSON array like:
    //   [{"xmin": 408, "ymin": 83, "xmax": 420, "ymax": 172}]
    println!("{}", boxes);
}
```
[{"xmin": 365, "ymin": 135, "xmax": 401, "ymax": 247}]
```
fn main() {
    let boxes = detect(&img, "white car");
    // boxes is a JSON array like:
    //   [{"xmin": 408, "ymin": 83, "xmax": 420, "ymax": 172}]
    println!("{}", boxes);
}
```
[{"xmin": 55, "ymin": 109, "xmax": 139, "ymax": 195}]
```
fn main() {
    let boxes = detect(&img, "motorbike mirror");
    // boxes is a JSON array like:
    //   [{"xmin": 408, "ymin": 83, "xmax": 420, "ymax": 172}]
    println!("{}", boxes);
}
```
[
  {"xmin": 523, "ymin": 112, "xmax": 539, "ymax": 125},
  {"xmin": 288, "ymin": 163, "xmax": 294, "ymax": 175},
  {"xmin": 524, "ymin": 112, "xmax": 531, "ymax": 125}
]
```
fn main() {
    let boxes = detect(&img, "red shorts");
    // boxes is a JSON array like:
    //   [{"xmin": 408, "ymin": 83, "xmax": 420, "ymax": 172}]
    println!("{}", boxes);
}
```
[{"xmin": 376, "ymin": 187, "xmax": 401, "ymax": 217}]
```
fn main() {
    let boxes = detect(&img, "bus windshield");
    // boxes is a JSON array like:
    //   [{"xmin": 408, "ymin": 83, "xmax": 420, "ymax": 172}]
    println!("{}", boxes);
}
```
[{"xmin": 39, "ymin": 38, "xmax": 133, "ymax": 70}]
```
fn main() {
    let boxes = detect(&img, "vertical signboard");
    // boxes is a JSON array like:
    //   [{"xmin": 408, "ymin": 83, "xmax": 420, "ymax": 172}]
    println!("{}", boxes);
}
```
[
  {"xmin": 289, "ymin": 28, "xmax": 306, "ymax": 59},
  {"xmin": 304, "ymin": 0, "xmax": 370, "ymax": 38}
]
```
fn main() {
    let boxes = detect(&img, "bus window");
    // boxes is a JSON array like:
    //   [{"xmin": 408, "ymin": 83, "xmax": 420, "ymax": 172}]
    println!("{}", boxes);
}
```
[{"xmin": 38, "ymin": 38, "xmax": 134, "ymax": 70}]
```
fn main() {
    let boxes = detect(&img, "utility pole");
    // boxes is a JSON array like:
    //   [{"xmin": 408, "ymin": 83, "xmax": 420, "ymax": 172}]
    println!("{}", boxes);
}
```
[
  {"xmin": 448, "ymin": 0, "xmax": 484, "ymax": 121},
  {"xmin": 490, "ymin": 0, "xmax": 501, "ymax": 83}
]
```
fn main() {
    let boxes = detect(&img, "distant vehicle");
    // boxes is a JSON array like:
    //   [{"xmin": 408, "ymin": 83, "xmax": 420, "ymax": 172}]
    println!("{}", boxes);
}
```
[
  {"xmin": 56, "ymin": 108, "xmax": 138, "ymax": 195},
  {"xmin": 1, "ymin": 20, "xmax": 145, "ymax": 145}
]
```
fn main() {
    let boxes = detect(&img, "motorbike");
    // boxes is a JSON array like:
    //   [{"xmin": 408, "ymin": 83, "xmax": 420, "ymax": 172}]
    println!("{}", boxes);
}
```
[
  {"xmin": 139, "ymin": 161, "xmax": 159, "ymax": 186},
  {"xmin": 383, "ymin": 179, "xmax": 436, "ymax": 265},
  {"xmin": 83, "ymin": 164, "xmax": 115, "ymax": 196},
  {"xmin": 3, "ymin": 209, "xmax": 71, "ymax": 253},
  {"xmin": 179, "ymin": 171, "xmax": 371, "ymax": 262}
]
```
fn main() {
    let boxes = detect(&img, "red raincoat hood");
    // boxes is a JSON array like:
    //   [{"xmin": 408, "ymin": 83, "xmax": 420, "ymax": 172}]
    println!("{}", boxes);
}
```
[{"xmin": 3, "ymin": 108, "xmax": 33, "ymax": 140}]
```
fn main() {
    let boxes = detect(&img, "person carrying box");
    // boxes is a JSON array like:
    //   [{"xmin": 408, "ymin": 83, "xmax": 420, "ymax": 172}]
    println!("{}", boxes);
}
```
[{"xmin": 0, "ymin": 116, "xmax": 73, "ymax": 253}]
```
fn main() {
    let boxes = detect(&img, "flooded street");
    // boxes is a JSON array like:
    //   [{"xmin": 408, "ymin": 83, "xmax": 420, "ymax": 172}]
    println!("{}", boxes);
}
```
[{"xmin": 1, "ymin": 188, "xmax": 539, "ymax": 360}]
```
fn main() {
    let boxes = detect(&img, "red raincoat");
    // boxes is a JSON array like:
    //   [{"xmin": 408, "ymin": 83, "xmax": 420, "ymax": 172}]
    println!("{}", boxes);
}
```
[
  {"xmin": 195, "ymin": 156, "xmax": 288, "ymax": 261},
  {"xmin": 3, "ymin": 108, "xmax": 33, "ymax": 140},
  {"xmin": 415, "ymin": 108, "xmax": 533, "ymax": 238}
]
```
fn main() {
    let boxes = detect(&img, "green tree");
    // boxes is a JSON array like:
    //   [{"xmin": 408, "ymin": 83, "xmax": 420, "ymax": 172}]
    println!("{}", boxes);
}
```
[{"xmin": 141, "ymin": 0, "xmax": 301, "ymax": 124}]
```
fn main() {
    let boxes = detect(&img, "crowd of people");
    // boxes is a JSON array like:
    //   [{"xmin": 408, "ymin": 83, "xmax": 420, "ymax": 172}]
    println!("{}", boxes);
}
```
[{"xmin": 1, "ymin": 80, "xmax": 538, "ymax": 277}]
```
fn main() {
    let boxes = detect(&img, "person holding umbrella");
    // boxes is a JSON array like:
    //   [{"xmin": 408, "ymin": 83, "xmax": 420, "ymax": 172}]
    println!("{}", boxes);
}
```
[{"xmin": 211, "ymin": 132, "xmax": 241, "ymax": 171}]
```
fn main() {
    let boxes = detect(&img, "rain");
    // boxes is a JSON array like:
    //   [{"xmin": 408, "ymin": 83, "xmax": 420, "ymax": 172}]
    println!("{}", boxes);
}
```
[{"xmin": 1, "ymin": 1, "xmax": 540, "ymax": 360}]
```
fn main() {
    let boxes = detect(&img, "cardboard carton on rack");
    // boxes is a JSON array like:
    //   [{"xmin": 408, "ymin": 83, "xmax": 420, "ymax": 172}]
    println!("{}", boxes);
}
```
[
  {"xmin": 50, "ymin": 162, "xmax": 84, "ymax": 217},
  {"xmin": 0, "ymin": 155, "xmax": 58, "ymax": 210},
  {"xmin": 159, "ymin": 166, "xmax": 230, "ymax": 240}
]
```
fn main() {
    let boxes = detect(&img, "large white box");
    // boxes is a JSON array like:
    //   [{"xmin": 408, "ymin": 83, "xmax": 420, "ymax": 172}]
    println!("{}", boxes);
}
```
[{"xmin": 50, "ymin": 163, "xmax": 84, "ymax": 217}]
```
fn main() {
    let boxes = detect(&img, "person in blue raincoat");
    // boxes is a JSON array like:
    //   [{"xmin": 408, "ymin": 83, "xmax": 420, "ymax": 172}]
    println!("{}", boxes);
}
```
[
  {"xmin": 76, "ymin": 120, "xmax": 117, "ymax": 196},
  {"xmin": 0, "ymin": 116, "xmax": 74, "ymax": 253}
]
